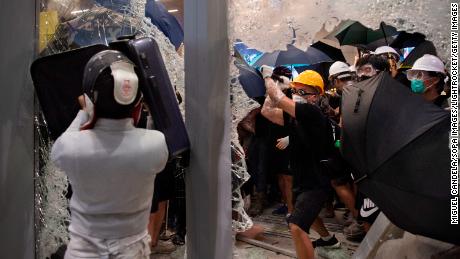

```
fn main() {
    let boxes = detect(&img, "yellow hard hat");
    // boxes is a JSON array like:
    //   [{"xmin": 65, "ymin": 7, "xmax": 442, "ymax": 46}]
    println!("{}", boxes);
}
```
[{"xmin": 291, "ymin": 70, "xmax": 324, "ymax": 94}]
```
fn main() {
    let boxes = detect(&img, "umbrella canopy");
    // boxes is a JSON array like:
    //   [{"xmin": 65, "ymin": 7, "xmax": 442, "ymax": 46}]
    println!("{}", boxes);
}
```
[
  {"xmin": 310, "ymin": 41, "xmax": 346, "ymax": 62},
  {"xmin": 253, "ymin": 44, "xmax": 332, "ymax": 67},
  {"xmin": 341, "ymin": 73, "xmax": 459, "ymax": 244},
  {"xmin": 234, "ymin": 58, "xmax": 265, "ymax": 98},
  {"xmin": 399, "ymin": 40, "xmax": 438, "ymax": 69},
  {"xmin": 391, "ymin": 31, "xmax": 426, "ymax": 49},
  {"xmin": 331, "ymin": 20, "xmax": 398, "ymax": 49},
  {"xmin": 233, "ymin": 40, "xmax": 264, "ymax": 66},
  {"xmin": 145, "ymin": 0, "xmax": 184, "ymax": 50}
]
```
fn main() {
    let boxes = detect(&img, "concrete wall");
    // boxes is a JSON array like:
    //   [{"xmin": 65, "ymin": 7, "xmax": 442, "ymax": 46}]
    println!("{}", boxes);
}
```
[{"xmin": 0, "ymin": 0, "xmax": 37, "ymax": 258}]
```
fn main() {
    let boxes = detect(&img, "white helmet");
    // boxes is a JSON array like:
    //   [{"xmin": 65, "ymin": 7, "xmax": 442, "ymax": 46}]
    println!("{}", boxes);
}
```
[
  {"xmin": 329, "ymin": 61, "xmax": 351, "ymax": 79},
  {"xmin": 375, "ymin": 46, "xmax": 400, "ymax": 61},
  {"xmin": 409, "ymin": 54, "xmax": 446, "ymax": 74}
]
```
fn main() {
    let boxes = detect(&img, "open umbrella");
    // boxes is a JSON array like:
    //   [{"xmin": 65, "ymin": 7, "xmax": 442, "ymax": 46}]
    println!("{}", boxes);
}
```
[
  {"xmin": 234, "ymin": 58, "xmax": 265, "ymax": 98},
  {"xmin": 399, "ymin": 40, "xmax": 438, "ymax": 69},
  {"xmin": 311, "ymin": 41, "xmax": 346, "ymax": 62},
  {"xmin": 390, "ymin": 31, "xmax": 427, "ymax": 49},
  {"xmin": 330, "ymin": 20, "xmax": 398, "ymax": 49},
  {"xmin": 233, "ymin": 40, "xmax": 264, "ymax": 66},
  {"xmin": 145, "ymin": 0, "xmax": 184, "ymax": 50},
  {"xmin": 341, "ymin": 73, "xmax": 459, "ymax": 244},
  {"xmin": 253, "ymin": 44, "xmax": 332, "ymax": 68}
]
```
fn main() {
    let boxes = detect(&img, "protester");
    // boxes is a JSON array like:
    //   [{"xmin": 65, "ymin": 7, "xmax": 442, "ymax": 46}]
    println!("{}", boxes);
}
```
[
  {"xmin": 261, "ymin": 69, "xmax": 339, "ymax": 259},
  {"xmin": 355, "ymin": 54, "xmax": 390, "ymax": 81},
  {"xmin": 406, "ymin": 54, "xmax": 449, "ymax": 108},
  {"xmin": 326, "ymin": 62, "xmax": 365, "ymax": 240},
  {"xmin": 374, "ymin": 46, "xmax": 400, "ymax": 78},
  {"xmin": 148, "ymin": 162, "xmax": 177, "ymax": 254},
  {"xmin": 51, "ymin": 50, "xmax": 169, "ymax": 258}
]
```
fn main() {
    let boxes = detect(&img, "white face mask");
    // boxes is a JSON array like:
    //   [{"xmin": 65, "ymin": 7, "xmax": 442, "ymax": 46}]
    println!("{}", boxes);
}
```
[{"xmin": 293, "ymin": 95, "xmax": 307, "ymax": 104}]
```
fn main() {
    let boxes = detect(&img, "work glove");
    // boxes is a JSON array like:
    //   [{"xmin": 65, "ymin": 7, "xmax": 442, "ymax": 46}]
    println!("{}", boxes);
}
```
[
  {"xmin": 276, "ymin": 136, "xmax": 289, "ymax": 150},
  {"xmin": 260, "ymin": 65, "xmax": 274, "ymax": 79},
  {"xmin": 265, "ymin": 78, "xmax": 286, "ymax": 104}
]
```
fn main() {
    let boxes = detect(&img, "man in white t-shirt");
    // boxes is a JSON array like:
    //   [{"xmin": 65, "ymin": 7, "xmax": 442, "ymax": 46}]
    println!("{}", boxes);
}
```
[{"xmin": 51, "ymin": 50, "xmax": 168, "ymax": 258}]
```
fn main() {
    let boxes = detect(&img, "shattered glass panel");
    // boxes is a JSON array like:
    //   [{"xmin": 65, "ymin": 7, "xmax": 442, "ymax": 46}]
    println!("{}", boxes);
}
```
[
  {"xmin": 228, "ymin": 0, "xmax": 450, "ymax": 234},
  {"xmin": 228, "ymin": 0, "xmax": 450, "ymax": 62},
  {"xmin": 36, "ymin": 1, "xmax": 184, "ymax": 257}
]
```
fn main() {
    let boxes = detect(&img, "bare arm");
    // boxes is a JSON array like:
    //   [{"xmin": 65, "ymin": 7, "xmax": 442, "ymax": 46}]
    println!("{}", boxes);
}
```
[
  {"xmin": 261, "ymin": 96, "xmax": 284, "ymax": 125},
  {"xmin": 264, "ymin": 77, "xmax": 296, "ymax": 120},
  {"xmin": 276, "ymin": 96, "xmax": 296, "ymax": 118}
]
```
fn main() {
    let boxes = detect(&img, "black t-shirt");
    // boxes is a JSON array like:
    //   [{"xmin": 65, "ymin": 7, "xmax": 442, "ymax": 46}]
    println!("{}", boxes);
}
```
[{"xmin": 286, "ymin": 103, "xmax": 333, "ymax": 193}]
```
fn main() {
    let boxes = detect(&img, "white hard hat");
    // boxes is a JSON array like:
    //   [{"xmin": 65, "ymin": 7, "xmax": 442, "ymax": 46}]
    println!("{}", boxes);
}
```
[
  {"xmin": 375, "ymin": 46, "xmax": 400, "ymax": 61},
  {"xmin": 329, "ymin": 61, "xmax": 351, "ymax": 78},
  {"xmin": 409, "ymin": 54, "xmax": 446, "ymax": 74}
]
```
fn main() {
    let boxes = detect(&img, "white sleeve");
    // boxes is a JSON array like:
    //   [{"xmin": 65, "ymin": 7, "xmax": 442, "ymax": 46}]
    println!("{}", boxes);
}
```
[{"xmin": 65, "ymin": 110, "xmax": 89, "ymax": 132}]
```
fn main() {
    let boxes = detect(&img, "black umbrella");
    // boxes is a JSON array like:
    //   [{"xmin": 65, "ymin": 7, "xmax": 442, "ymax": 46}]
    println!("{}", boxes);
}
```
[
  {"xmin": 399, "ymin": 40, "xmax": 438, "ymax": 69},
  {"xmin": 145, "ymin": 0, "xmax": 184, "ymax": 50},
  {"xmin": 310, "ymin": 41, "xmax": 346, "ymax": 62},
  {"xmin": 341, "ymin": 73, "xmax": 459, "ymax": 244},
  {"xmin": 234, "ymin": 58, "xmax": 265, "ymax": 98},
  {"xmin": 332, "ymin": 20, "xmax": 398, "ymax": 49},
  {"xmin": 390, "ymin": 31, "xmax": 427, "ymax": 49},
  {"xmin": 253, "ymin": 44, "xmax": 332, "ymax": 67}
]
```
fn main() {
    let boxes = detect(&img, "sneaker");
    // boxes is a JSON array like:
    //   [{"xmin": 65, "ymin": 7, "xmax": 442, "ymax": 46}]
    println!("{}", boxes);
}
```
[
  {"xmin": 344, "ymin": 221, "xmax": 365, "ymax": 241},
  {"xmin": 312, "ymin": 235, "xmax": 340, "ymax": 249},
  {"xmin": 342, "ymin": 211, "xmax": 354, "ymax": 227},
  {"xmin": 272, "ymin": 204, "xmax": 288, "ymax": 215},
  {"xmin": 151, "ymin": 240, "xmax": 176, "ymax": 254}
]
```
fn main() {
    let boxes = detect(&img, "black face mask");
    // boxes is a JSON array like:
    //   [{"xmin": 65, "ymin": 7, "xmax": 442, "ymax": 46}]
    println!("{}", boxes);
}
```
[{"xmin": 358, "ymin": 75, "xmax": 372, "ymax": 82}]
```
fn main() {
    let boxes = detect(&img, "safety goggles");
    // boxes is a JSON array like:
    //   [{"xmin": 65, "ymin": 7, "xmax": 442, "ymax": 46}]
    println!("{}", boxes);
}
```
[
  {"xmin": 356, "ymin": 65, "xmax": 379, "ymax": 77},
  {"xmin": 406, "ymin": 70, "xmax": 431, "ymax": 81},
  {"xmin": 291, "ymin": 87, "xmax": 319, "ymax": 96}
]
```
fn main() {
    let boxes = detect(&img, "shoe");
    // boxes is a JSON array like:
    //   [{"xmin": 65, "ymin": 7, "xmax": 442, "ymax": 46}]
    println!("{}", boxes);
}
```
[
  {"xmin": 312, "ymin": 235, "xmax": 340, "ymax": 249},
  {"xmin": 342, "ymin": 211, "xmax": 354, "ymax": 227},
  {"xmin": 272, "ymin": 204, "xmax": 288, "ymax": 215},
  {"xmin": 344, "ymin": 221, "xmax": 365, "ymax": 241},
  {"xmin": 151, "ymin": 240, "xmax": 176, "ymax": 254}
]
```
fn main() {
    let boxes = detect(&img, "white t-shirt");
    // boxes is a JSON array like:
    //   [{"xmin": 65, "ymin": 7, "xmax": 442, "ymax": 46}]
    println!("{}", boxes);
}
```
[{"xmin": 51, "ymin": 110, "xmax": 168, "ymax": 239}]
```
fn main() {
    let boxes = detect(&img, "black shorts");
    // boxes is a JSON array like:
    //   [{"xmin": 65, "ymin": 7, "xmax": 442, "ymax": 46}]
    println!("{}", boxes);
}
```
[
  {"xmin": 355, "ymin": 193, "xmax": 380, "ymax": 224},
  {"xmin": 151, "ymin": 162, "xmax": 175, "ymax": 213},
  {"xmin": 268, "ymin": 148, "xmax": 290, "ymax": 175},
  {"xmin": 287, "ymin": 189, "xmax": 329, "ymax": 233}
]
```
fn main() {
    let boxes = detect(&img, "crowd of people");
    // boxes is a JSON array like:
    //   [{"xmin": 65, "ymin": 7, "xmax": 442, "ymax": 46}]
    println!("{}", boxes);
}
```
[{"xmin": 237, "ymin": 46, "xmax": 450, "ymax": 258}]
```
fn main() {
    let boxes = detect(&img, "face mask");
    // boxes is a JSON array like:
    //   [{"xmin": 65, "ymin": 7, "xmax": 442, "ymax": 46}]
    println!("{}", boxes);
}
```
[
  {"xmin": 411, "ymin": 79, "xmax": 426, "ymax": 93},
  {"xmin": 358, "ymin": 75, "xmax": 372, "ymax": 82},
  {"xmin": 293, "ymin": 95, "xmax": 308, "ymax": 104}
]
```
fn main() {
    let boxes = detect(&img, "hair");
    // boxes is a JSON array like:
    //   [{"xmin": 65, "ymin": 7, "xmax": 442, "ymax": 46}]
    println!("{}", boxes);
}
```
[
  {"xmin": 93, "ymin": 68, "xmax": 140, "ymax": 119},
  {"xmin": 356, "ymin": 54, "xmax": 390, "ymax": 72},
  {"xmin": 427, "ymin": 71, "xmax": 449, "ymax": 95}
]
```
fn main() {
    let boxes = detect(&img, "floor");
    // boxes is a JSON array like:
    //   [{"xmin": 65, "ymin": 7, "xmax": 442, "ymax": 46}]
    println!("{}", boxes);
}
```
[{"xmin": 151, "ymin": 205, "xmax": 361, "ymax": 258}]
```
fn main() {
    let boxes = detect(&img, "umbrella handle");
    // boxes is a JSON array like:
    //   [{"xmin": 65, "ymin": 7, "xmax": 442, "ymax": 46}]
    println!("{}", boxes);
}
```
[{"xmin": 354, "ymin": 174, "xmax": 368, "ymax": 183}]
